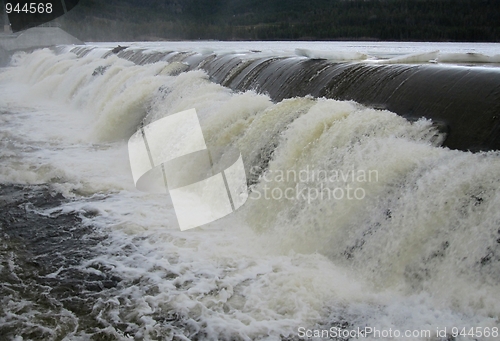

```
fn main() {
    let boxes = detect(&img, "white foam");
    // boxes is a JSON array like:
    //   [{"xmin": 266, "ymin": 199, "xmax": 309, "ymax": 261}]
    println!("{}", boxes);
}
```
[
  {"xmin": 378, "ymin": 50, "xmax": 440, "ymax": 64},
  {"xmin": 295, "ymin": 48, "xmax": 368, "ymax": 61},
  {"xmin": 1, "ymin": 45, "xmax": 499, "ymax": 340}
]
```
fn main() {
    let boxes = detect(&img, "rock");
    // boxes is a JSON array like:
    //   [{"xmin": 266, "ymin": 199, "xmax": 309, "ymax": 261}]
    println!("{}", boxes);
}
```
[{"xmin": 111, "ymin": 45, "xmax": 128, "ymax": 54}]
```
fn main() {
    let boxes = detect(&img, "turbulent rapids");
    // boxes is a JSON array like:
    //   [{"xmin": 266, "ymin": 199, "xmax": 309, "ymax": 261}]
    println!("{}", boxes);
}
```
[{"xmin": 0, "ymin": 44, "xmax": 499, "ymax": 340}]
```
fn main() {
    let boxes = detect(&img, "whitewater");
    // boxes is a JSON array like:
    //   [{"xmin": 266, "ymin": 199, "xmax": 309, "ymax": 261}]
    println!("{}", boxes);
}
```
[{"xmin": 0, "ymin": 41, "xmax": 499, "ymax": 341}]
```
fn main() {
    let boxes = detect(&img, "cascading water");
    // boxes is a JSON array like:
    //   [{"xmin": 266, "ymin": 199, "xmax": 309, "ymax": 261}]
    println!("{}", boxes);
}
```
[{"xmin": 0, "ymin": 44, "xmax": 499, "ymax": 340}]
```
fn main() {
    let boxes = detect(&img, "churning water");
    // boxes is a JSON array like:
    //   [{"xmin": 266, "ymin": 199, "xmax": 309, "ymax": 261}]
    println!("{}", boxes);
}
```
[{"xmin": 0, "ymin": 42, "xmax": 499, "ymax": 340}]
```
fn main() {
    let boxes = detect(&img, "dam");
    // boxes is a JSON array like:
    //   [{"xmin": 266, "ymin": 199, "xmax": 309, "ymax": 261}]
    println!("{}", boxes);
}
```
[
  {"xmin": 77, "ymin": 45, "xmax": 500, "ymax": 152},
  {"xmin": 1, "ymin": 42, "xmax": 499, "ymax": 340}
]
